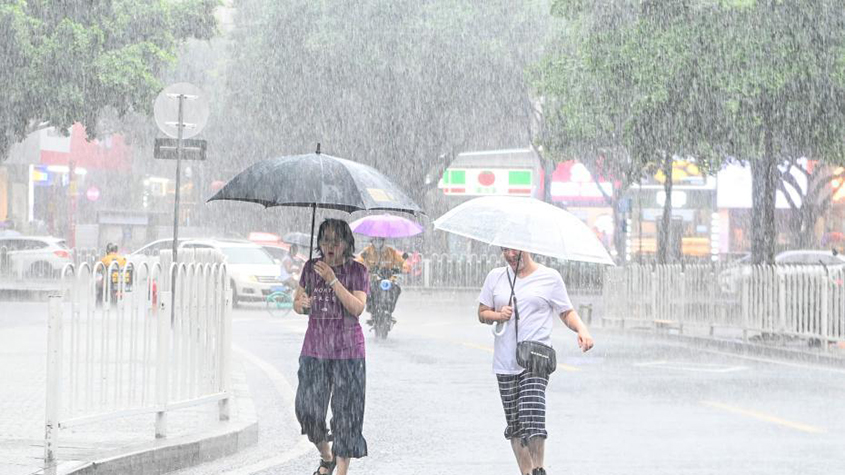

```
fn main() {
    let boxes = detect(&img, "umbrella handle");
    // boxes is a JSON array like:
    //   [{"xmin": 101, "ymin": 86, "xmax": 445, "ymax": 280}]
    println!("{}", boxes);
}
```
[{"xmin": 492, "ymin": 320, "xmax": 508, "ymax": 337}]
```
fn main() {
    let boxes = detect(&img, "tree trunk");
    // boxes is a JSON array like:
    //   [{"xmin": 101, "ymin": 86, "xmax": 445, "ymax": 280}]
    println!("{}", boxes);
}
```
[
  {"xmin": 657, "ymin": 154, "xmax": 674, "ymax": 264},
  {"xmin": 542, "ymin": 156, "xmax": 555, "ymax": 204},
  {"xmin": 611, "ymin": 193, "xmax": 625, "ymax": 264},
  {"xmin": 751, "ymin": 132, "xmax": 778, "ymax": 264}
]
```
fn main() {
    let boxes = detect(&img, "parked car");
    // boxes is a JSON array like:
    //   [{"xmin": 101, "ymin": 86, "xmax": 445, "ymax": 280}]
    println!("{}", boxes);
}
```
[
  {"xmin": 0, "ymin": 236, "xmax": 72, "ymax": 278},
  {"xmin": 719, "ymin": 249, "xmax": 845, "ymax": 293},
  {"xmin": 776, "ymin": 250, "xmax": 845, "ymax": 267},
  {"xmin": 131, "ymin": 237, "xmax": 289, "ymax": 306},
  {"xmin": 130, "ymin": 238, "xmax": 190, "ymax": 257},
  {"xmin": 179, "ymin": 239, "xmax": 285, "ymax": 306}
]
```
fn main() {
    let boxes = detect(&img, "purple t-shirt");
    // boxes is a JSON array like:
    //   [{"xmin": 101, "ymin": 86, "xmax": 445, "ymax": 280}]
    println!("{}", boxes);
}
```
[{"xmin": 299, "ymin": 258, "xmax": 370, "ymax": 359}]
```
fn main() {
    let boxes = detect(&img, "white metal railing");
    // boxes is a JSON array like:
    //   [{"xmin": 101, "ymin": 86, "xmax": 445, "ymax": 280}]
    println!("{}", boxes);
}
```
[
  {"xmin": 403, "ymin": 253, "xmax": 605, "ymax": 294},
  {"xmin": 603, "ymin": 263, "xmax": 845, "ymax": 345},
  {"xmin": 44, "ymin": 258, "xmax": 232, "ymax": 464}
]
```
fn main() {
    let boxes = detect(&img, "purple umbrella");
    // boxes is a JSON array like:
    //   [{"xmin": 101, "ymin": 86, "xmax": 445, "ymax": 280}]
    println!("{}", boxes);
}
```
[{"xmin": 350, "ymin": 214, "xmax": 424, "ymax": 238}]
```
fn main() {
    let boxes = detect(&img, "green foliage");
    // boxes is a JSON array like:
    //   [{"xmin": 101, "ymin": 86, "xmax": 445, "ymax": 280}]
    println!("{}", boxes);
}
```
[
  {"xmin": 536, "ymin": 0, "xmax": 845, "ymax": 262},
  {"xmin": 535, "ymin": 1, "xmax": 721, "ymax": 176},
  {"xmin": 0, "ymin": 0, "xmax": 219, "ymax": 161}
]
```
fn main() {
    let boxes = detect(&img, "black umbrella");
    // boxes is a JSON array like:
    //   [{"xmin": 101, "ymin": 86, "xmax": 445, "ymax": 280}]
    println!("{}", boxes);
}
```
[{"xmin": 208, "ymin": 145, "xmax": 423, "ymax": 259}]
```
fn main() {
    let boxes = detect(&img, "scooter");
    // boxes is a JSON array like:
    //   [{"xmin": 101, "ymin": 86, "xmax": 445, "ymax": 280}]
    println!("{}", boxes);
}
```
[
  {"xmin": 366, "ymin": 269, "xmax": 401, "ymax": 340},
  {"xmin": 95, "ymin": 263, "xmax": 133, "ymax": 305}
]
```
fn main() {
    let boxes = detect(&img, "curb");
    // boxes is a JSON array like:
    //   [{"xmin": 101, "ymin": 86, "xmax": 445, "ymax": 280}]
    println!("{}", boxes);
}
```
[
  {"xmin": 58, "ymin": 365, "xmax": 258, "ymax": 475},
  {"xmin": 0, "ymin": 288, "xmax": 55, "ymax": 302},
  {"xmin": 602, "ymin": 326, "xmax": 845, "ymax": 369}
]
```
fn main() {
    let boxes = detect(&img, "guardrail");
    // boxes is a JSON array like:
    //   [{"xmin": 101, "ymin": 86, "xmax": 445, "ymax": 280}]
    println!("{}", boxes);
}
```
[
  {"xmin": 44, "ymin": 258, "xmax": 232, "ymax": 465},
  {"xmin": 602, "ymin": 263, "xmax": 845, "ymax": 345},
  {"xmin": 403, "ymin": 253, "xmax": 605, "ymax": 294}
]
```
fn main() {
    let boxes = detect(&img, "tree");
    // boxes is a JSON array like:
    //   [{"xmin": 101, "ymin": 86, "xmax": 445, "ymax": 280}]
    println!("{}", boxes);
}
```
[
  {"xmin": 708, "ymin": 1, "xmax": 845, "ymax": 263},
  {"xmin": 534, "ymin": 0, "xmax": 720, "ymax": 263},
  {"xmin": 0, "ymin": 0, "xmax": 219, "ymax": 162},
  {"xmin": 539, "ymin": 0, "xmax": 845, "ymax": 264},
  {"xmin": 213, "ymin": 0, "xmax": 551, "ymax": 213}
]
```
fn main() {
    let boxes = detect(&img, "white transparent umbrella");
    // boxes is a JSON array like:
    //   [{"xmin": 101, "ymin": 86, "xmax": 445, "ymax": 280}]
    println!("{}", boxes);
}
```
[{"xmin": 433, "ymin": 196, "xmax": 615, "ymax": 266}]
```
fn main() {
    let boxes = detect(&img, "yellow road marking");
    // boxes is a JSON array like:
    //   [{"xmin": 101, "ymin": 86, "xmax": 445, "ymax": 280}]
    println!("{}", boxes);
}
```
[
  {"xmin": 556, "ymin": 363, "xmax": 581, "ymax": 372},
  {"xmin": 460, "ymin": 342, "xmax": 582, "ymax": 372},
  {"xmin": 701, "ymin": 400, "xmax": 826, "ymax": 434}
]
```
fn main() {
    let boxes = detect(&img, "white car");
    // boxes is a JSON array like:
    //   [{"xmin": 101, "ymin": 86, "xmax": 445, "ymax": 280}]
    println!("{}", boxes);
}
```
[
  {"xmin": 179, "ymin": 239, "xmax": 285, "ymax": 306},
  {"xmin": 131, "ymin": 238, "xmax": 190, "ymax": 257},
  {"xmin": 0, "ymin": 236, "xmax": 73, "ymax": 278},
  {"xmin": 719, "ymin": 250, "xmax": 845, "ymax": 293}
]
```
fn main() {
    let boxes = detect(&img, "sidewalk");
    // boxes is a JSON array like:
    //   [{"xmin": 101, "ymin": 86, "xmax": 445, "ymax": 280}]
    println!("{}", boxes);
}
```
[
  {"xmin": 0, "ymin": 302, "xmax": 257, "ymax": 475},
  {"xmin": 0, "ymin": 279, "xmax": 60, "ymax": 302},
  {"xmin": 600, "ymin": 313, "xmax": 845, "ymax": 368}
]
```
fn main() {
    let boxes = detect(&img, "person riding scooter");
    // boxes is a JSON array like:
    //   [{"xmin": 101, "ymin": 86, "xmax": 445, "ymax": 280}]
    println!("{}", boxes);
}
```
[
  {"xmin": 357, "ymin": 237, "xmax": 407, "ymax": 321},
  {"xmin": 100, "ymin": 243, "xmax": 126, "ymax": 269},
  {"xmin": 97, "ymin": 243, "xmax": 130, "ymax": 302}
]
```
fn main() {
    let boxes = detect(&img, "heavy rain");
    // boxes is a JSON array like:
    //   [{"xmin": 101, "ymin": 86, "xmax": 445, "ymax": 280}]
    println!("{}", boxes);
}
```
[{"xmin": 1, "ymin": 1, "xmax": 844, "ymax": 474}]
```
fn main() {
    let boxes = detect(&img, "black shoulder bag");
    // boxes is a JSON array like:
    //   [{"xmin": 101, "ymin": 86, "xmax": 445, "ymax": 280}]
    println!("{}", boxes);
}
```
[{"xmin": 506, "ymin": 265, "xmax": 557, "ymax": 377}]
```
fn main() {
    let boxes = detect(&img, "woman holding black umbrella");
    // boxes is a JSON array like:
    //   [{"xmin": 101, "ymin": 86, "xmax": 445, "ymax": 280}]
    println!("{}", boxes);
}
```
[{"xmin": 293, "ymin": 219, "xmax": 370, "ymax": 475}]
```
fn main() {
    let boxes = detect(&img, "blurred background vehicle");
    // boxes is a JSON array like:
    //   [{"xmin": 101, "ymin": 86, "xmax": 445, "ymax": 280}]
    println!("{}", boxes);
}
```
[
  {"xmin": 180, "ymin": 239, "xmax": 285, "ymax": 307},
  {"xmin": 719, "ymin": 249, "xmax": 845, "ymax": 293},
  {"xmin": 0, "ymin": 236, "xmax": 72, "ymax": 278},
  {"xmin": 130, "ymin": 238, "xmax": 190, "ymax": 257}
]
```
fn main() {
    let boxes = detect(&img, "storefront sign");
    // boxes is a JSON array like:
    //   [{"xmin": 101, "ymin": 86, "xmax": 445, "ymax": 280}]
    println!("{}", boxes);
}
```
[{"xmin": 439, "ymin": 168, "xmax": 534, "ymax": 195}]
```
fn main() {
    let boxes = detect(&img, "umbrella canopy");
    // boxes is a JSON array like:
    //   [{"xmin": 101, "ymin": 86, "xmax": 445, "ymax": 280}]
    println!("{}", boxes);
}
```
[
  {"xmin": 207, "ymin": 148, "xmax": 423, "ymax": 259},
  {"xmin": 207, "ymin": 151, "xmax": 422, "ymax": 214},
  {"xmin": 350, "ymin": 214, "xmax": 424, "ymax": 238},
  {"xmin": 433, "ymin": 196, "xmax": 615, "ymax": 266}
]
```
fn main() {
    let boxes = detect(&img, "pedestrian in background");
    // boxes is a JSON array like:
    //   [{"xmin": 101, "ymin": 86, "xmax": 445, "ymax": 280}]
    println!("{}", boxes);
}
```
[
  {"xmin": 279, "ymin": 242, "xmax": 301, "ymax": 289},
  {"xmin": 293, "ymin": 219, "xmax": 370, "ymax": 475},
  {"xmin": 477, "ymin": 247, "xmax": 594, "ymax": 475}
]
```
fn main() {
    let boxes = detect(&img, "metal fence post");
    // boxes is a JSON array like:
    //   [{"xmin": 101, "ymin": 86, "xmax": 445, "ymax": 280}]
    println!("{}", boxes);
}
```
[
  {"xmin": 219, "ymin": 276, "xmax": 233, "ymax": 421},
  {"xmin": 820, "ymin": 274, "xmax": 829, "ymax": 352},
  {"xmin": 423, "ymin": 259, "xmax": 430, "ymax": 288},
  {"xmin": 156, "ymin": 290, "xmax": 171, "ymax": 438},
  {"xmin": 0, "ymin": 246, "xmax": 8, "ymax": 277},
  {"xmin": 44, "ymin": 294, "xmax": 63, "ymax": 465},
  {"xmin": 777, "ymin": 272, "xmax": 786, "ymax": 334},
  {"xmin": 741, "ymin": 269, "xmax": 750, "ymax": 343}
]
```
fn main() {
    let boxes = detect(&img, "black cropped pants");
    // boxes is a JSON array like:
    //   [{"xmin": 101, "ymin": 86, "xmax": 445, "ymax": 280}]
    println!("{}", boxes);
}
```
[{"xmin": 295, "ymin": 356, "xmax": 368, "ymax": 458}]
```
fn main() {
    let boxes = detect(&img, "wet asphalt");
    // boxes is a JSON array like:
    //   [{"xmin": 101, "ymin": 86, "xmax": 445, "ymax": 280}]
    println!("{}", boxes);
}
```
[{"xmin": 169, "ymin": 289, "xmax": 845, "ymax": 475}]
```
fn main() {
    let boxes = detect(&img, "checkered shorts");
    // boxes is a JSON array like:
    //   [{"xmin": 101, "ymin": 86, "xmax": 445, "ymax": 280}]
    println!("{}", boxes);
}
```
[{"xmin": 496, "ymin": 371, "xmax": 549, "ymax": 441}]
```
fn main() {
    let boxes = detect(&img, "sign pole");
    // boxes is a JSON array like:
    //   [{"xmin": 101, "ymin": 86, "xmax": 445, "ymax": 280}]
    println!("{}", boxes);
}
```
[
  {"xmin": 170, "ymin": 94, "xmax": 185, "ymax": 324},
  {"xmin": 171, "ymin": 94, "xmax": 184, "ymax": 264},
  {"xmin": 153, "ymin": 82, "xmax": 208, "ymax": 324}
]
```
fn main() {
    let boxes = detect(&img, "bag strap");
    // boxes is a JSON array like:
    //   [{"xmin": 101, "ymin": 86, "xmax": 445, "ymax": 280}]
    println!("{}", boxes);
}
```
[{"xmin": 505, "ymin": 252, "xmax": 522, "ymax": 345}]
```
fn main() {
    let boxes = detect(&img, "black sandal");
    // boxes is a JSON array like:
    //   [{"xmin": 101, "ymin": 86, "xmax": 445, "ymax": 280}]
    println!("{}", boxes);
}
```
[{"xmin": 313, "ymin": 458, "xmax": 336, "ymax": 475}]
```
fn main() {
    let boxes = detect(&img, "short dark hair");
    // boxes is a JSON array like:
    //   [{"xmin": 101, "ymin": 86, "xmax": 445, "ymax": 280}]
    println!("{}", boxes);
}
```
[{"xmin": 316, "ymin": 219, "xmax": 355, "ymax": 260}]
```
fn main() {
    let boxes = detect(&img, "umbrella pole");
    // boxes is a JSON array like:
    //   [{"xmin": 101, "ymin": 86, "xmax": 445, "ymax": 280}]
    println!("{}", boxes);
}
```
[{"xmin": 308, "ymin": 203, "xmax": 316, "ymax": 261}]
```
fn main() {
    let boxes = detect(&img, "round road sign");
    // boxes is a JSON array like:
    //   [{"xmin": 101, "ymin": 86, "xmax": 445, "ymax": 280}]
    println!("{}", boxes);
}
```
[
  {"xmin": 86, "ymin": 186, "xmax": 100, "ymax": 202},
  {"xmin": 153, "ymin": 83, "xmax": 209, "ymax": 139}
]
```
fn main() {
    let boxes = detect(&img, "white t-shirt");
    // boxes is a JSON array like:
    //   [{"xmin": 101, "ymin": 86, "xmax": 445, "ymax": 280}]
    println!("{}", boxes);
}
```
[{"xmin": 478, "ymin": 265, "xmax": 573, "ymax": 375}]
